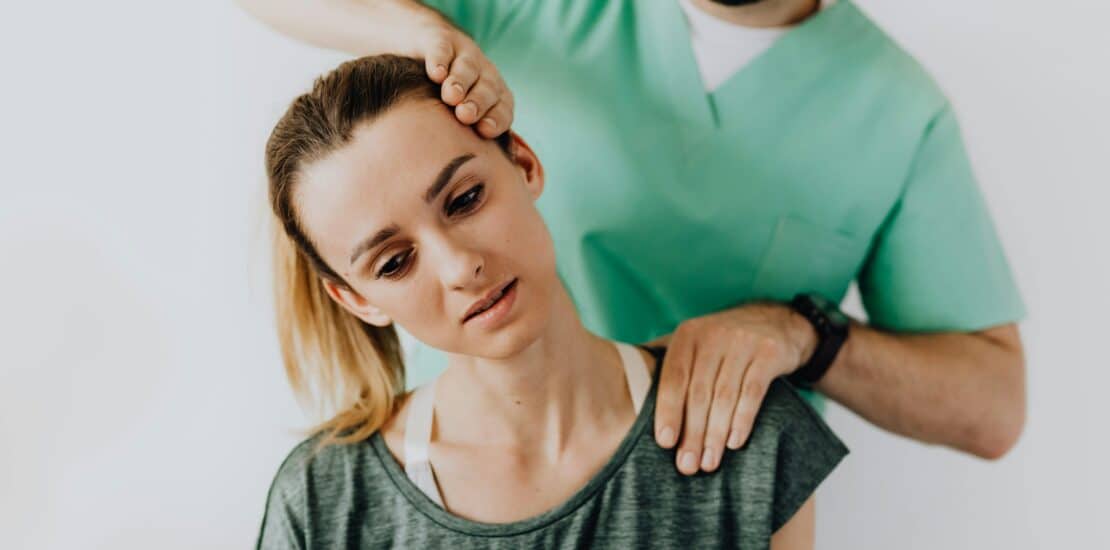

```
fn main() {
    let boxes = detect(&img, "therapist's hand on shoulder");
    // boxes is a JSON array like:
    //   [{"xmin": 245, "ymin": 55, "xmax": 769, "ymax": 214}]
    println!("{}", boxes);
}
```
[
  {"xmin": 649, "ymin": 303, "xmax": 818, "ymax": 476},
  {"xmin": 416, "ymin": 17, "xmax": 514, "ymax": 138}
]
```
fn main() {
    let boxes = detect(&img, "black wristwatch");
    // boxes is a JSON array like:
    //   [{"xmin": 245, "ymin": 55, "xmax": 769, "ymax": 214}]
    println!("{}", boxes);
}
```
[{"xmin": 786, "ymin": 293, "xmax": 850, "ymax": 388}]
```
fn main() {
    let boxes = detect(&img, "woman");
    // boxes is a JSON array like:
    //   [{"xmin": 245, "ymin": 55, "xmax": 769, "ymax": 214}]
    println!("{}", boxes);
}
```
[{"xmin": 256, "ymin": 54, "xmax": 846, "ymax": 549}]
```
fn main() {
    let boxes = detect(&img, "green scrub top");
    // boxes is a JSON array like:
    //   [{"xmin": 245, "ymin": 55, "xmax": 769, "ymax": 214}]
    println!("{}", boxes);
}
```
[{"xmin": 406, "ymin": 0, "xmax": 1025, "ymax": 412}]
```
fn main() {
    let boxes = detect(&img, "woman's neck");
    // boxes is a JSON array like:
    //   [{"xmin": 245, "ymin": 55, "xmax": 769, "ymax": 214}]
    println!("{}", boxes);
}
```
[{"xmin": 434, "ymin": 286, "xmax": 632, "ymax": 460}]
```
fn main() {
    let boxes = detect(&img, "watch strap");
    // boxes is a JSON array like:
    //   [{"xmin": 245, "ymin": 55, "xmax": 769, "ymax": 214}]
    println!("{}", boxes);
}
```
[{"xmin": 787, "ymin": 293, "xmax": 848, "ymax": 388}]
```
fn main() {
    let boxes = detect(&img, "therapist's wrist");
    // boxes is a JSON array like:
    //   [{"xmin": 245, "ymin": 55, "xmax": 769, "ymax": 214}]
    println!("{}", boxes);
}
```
[
  {"xmin": 370, "ymin": 0, "xmax": 453, "ymax": 56},
  {"xmin": 784, "ymin": 304, "xmax": 819, "ymax": 371}
]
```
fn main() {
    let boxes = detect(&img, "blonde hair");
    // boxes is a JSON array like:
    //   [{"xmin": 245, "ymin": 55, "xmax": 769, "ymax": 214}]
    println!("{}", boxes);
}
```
[{"xmin": 270, "ymin": 222, "xmax": 404, "ymax": 450}]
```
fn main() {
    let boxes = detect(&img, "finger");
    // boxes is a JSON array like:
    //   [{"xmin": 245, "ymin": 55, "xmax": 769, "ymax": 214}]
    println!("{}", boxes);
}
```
[
  {"xmin": 476, "ymin": 100, "xmax": 511, "ymax": 138},
  {"xmin": 424, "ymin": 38, "xmax": 455, "ymax": 83},
  {"xmin": 676, "ymin": 345, "xmax": 723, "ymax": 476},
  {"xmin": 643, "ymin": 332, "xmax": 673, "ymax": 348},
  {"xmin": 477, "ymin": 87, "xmax": 513, "ymax": 137},
  {"xmin": 455, "ymin": 79, "xmax": 500, "ymax": 125},
  {"xmin": 441, "ymin": 55, "xmax": 479, "ymax": 106},
  {"xmin": 654, "ymin": 326, "xmax": 694, "ymax": 450},
  {"xmin": 700, "ymin": 344, "xmax": 754, "ymax": 472},
  {"xmin": 727, "ymin": 344, "xmax": 778, "ymax": 449}
]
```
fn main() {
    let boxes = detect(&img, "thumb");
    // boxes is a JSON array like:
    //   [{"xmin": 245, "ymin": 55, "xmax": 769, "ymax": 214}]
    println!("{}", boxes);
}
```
[{"xmin": 643, "ymin": 332, "xmax": 674, "ymax": 348}]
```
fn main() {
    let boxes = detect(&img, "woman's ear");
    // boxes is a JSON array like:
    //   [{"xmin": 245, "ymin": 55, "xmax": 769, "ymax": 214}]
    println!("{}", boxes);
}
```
[
  {"xmin": 508, "ymin": 131, "xmax": 545, "ymax": 200},
  {"xmin": 321, "ymin": 279, "xmax": 393, "ymax": 327}
]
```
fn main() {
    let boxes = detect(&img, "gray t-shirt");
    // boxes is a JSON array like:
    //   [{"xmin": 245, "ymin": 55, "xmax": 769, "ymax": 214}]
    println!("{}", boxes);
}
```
[{"xmin": 256, "ymin": 348, "xmax": 848, "ymax": 549}]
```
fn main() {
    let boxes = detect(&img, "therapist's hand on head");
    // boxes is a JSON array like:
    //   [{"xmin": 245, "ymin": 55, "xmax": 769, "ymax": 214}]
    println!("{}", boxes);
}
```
[
  {"xmin": 649, "ymin": 303, "xmax": 818, "ymax": 475},
  {"xmin": 417, "ymin": 19, "xmax": 514, "ymax": 138}
]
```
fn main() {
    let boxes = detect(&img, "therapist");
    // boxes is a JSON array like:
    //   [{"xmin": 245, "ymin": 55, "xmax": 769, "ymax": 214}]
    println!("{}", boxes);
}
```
[{"xmin": 239, "ymin": 0, "xmax": 1027, "ymax": 474}]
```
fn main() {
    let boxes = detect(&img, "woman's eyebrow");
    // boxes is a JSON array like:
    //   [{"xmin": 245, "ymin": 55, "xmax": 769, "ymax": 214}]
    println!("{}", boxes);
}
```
[
  {"xmin": 348, "ymin": 153, "xmax": 476, "ymax": 267},
  {"xmin": 349, "ymin": 224, "xmax": 399, "ymax": 266},
  {"xmin": 423, "ymin": 153, "xmax": 475, "ymax": 204}
]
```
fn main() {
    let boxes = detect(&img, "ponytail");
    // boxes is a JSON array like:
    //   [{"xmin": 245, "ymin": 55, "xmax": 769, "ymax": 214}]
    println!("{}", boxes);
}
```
[{"xmin": 271, "ymin": 220, "xmax": 403, "ymax": 451}]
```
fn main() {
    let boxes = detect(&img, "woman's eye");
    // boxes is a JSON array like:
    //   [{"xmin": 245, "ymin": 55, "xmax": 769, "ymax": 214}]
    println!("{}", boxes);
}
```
[
  {"xmin": 446, "ymin": 184, "xmax": 485, "ymax": 216},
  {"xmin": 376, "ymin": 249, "xmax": 413, "ymax": 279}
]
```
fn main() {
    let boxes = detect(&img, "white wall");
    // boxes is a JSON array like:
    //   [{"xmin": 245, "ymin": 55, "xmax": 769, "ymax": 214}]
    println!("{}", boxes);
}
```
[{"xmin": 0, "ymin": 1, "xmax": 1105, "ymax": 548}]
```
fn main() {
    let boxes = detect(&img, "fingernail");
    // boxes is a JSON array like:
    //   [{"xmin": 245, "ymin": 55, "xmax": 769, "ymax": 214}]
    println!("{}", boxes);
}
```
[
  {"xmin": 452, "ymin": 82, "xmax": 464, "ymax": 95},
  {"xmin": 481, "ymin": 117, "xmax": 497, "ymax": 131},
  {"xmin": 434, "ymin": 64, "xmax": 447, "ymax": 76},
  {"xmin": 659, "ymin": 427, "xmax": 676, "ymax": 447},
  {"xmin": 700, "ymin": 448, "xmax": 716, "ymax": 470},
  {"xmin": 727, "ymin": 431, "xmax": 743, "ymax": 449},
  {"xmin": 679, "ymin": 451, "xmax": 698, "ymax": 472},
  {"xmin": 462, "ymin": 101, "xmax": 477, "ymax": 116}
]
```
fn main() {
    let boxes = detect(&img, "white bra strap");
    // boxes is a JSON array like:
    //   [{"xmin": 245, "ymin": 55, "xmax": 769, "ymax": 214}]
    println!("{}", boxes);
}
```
[
  {"xmin": 616, "ymin": 342, "xmax": 652, "ymax": 414},
  {"xmin": 403, "ymin": 381, "xmax": 445, "ymax": 507}
]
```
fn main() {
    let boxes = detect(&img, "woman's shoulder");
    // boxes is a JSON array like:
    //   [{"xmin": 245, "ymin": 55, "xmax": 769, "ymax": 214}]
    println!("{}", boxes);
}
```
[
  {"xmin": 266, "ymin": 398, "xmax": 418, "ymax": 498},
  {"xmin": 267, "ymin": 431, "xmax": 372, "ymax": 494},
  {"xmin": 757, "ymin": 378, "xmax": 839, "ymax": 437},
  {"xmin": 727, "ymin": 378, "xmax": 849, "ymax": 472},
  {"xmin": 257, "ymin": 418, "xmax": 411, "ymax": 548}
]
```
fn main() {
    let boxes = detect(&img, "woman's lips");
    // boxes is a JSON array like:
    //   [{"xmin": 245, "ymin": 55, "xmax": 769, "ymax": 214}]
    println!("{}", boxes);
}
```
[{"xmin": 463, "ymin": 278, "xmax": 518, "ymax": 326}]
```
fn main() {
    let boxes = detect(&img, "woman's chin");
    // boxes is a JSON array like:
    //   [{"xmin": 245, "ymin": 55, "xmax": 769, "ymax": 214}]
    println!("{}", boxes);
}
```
[{"xmin": 459, "ymin": 308, "xmax": 552, "ymax": 361}]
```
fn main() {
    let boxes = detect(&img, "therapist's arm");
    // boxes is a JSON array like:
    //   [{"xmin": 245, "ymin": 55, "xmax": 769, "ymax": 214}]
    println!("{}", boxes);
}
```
[
  {"xmin": 651, "ymin": 303, "xmax": 1025, "ymax": 474},
  {"xmin": 234, "ymin": 0, "xmax": 515, "ymax": 137},
  {"xmin": 815, "ymin": 321, "xmax": 1026, "ymax": 458}
]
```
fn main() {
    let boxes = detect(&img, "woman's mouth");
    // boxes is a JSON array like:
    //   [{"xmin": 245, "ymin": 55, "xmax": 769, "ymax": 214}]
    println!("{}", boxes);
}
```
[{"xmin": 462, "ymin": 278, "xmax": 519, "ymax": 326}]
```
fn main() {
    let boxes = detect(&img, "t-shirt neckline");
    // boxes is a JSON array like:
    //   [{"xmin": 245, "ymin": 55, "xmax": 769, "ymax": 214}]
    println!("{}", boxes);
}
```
[{"xmin": 368, "ymin": 346, "xmax": 666, "ymax": 537}]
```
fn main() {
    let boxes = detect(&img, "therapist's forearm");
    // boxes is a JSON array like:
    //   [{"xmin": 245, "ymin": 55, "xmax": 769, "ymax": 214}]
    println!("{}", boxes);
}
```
[
  {"xmin": 811, "ymin": 322, "xmax": 1026, "ymax": 460},
  {"xmin": 234, "ymin": 0, "xmax": 440, "ymax": 57}
]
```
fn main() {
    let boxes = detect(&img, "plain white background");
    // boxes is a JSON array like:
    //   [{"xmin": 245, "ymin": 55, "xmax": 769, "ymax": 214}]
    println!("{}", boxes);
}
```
[{"xmin": 1, "ymin": 0, "xmax": 1106, "ymax": 548}]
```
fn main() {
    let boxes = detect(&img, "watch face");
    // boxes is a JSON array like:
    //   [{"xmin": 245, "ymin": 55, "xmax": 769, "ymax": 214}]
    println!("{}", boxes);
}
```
[
  {"xmin": 828, "ymin": 308, "xmax": 850, "ymax": 327},
  {"xmin": 804, "ymin": 293, "xmax": 849, "ymax": 328}
]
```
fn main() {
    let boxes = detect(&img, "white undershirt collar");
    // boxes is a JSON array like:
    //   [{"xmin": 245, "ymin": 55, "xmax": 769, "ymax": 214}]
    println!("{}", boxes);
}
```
[{"xmin": 678, "ymin": 0, "xmax": 833, "ymax": 92}]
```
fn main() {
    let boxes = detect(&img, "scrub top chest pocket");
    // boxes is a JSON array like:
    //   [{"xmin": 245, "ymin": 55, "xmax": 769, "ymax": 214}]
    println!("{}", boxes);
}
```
[{"xmin": 750, "ymin": 215, "xmax": 872, "ymax": 303}]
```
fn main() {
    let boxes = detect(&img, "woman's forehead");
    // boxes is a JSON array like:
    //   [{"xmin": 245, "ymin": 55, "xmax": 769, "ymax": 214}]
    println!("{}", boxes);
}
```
[
  {"xmin": 341, "ymin": 101, "xmax": 484, "ymax": 181},
  {"xmin": 295, "ymin": 101, "xmax": 493, "ymax": 262}
]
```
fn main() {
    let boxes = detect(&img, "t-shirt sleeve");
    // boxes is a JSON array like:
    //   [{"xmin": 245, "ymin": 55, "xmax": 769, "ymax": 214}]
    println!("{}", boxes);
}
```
[
  {"xmin": 255, "ymin": 449, "xmax": 310, "ymax": 550},
  {"xmin": 419, "ymin": 0, "xmax": 522, "ymax": 45},
  {"xmin": 769, "ymin": 386, "xmax": 850, "ymax": 533},
  {"xmin": 857, "ymin": 103, "xmax": 1025, "ymax": 332}
]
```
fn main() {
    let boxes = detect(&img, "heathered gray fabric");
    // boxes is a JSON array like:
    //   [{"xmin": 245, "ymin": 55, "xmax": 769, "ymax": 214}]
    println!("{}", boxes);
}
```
[{"xmin": 256, "ymin": 348, "xmax": 848, "ymax": 549}]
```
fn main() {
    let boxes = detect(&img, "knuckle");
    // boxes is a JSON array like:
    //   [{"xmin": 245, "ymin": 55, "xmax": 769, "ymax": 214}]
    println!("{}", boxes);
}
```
[
  {"xmin": 474, "ymin": 82, "xmax": 499, "ymax": 103},
  {"xmin": 705, "ymin": 427, "xmax": 729, "ymax": 446},
  {"xmin": 688, "ymin": 381, "xmax": 710, "ymax": 403},
  {"xmin": 682, "ymin": 423, "xmax": 706, "ymax": 441},
  {"xmin": 708, "ymin": 325, "xmax": 729, "ymax": 342},
  {"xmin": 430, "ymin": 38, "xmax": 453, "ymax": 57},
  {"xmin": 655, "ymin": 391, "xmax": 683, "ymax": 411},
  {"xmin": 457, "ymin": 56, "xmax": 480, "ymax": 74},
  {"xmin": 713, "ymin": 382, "xmax": 740, "ymax": 403},
  {"xmin": 742, "ymin": 376, "xmax": 767, "ymax": 399},
  {"xmin": 732, "ymin": 327, "xmax": 752, "ymax": 344},
  {"xmin": 757, "ymin": 336, "xmax": 781, "ymax": 358},
  {"xmin": 670, "ymin": 362, "xmax": 690, "ymax": 383}
]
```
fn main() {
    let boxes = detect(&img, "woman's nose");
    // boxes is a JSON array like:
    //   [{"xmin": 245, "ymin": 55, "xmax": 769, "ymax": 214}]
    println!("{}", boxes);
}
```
[{"xmin": 433, "ymin": 238, "xmax": 485, "ymax": 291}]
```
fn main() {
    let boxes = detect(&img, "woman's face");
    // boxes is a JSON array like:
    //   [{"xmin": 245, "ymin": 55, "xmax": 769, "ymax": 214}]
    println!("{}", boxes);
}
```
[{"xmin": 295, "ymin": 99, "xmax": 559, "ymax": 359}]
